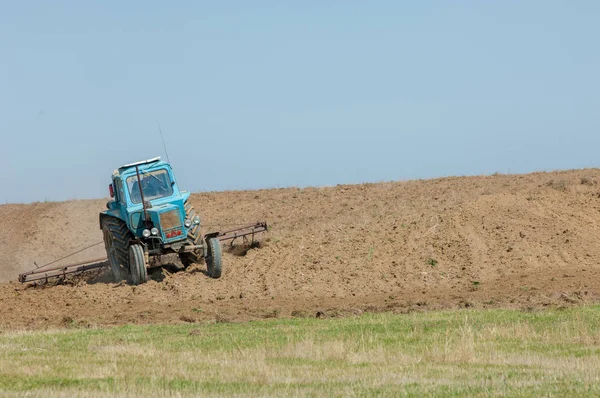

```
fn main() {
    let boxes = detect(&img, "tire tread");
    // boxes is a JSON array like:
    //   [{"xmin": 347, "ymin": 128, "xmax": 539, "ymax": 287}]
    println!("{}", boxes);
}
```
[{"xmin": 102, "ymin": 217, "xmax": 133, "ymax": 281}]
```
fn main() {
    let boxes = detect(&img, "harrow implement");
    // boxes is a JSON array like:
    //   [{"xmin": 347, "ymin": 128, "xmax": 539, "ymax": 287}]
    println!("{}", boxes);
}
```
[
  {"xmin": 214, "ymin": 222, "xmax": 268, "ymax": 245},
  {"xmin": 18, "ymin": 222, "xmax": 268, "ymax": 284},
  {"xmin": 18, "ymin": 257, "xmax": 107, "ymax": 283}
]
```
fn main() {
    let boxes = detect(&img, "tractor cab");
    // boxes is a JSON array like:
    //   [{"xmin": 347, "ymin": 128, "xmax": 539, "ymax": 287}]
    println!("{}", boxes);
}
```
[{"xmin": 103, "ymin": 157, "xmax": 197, "ymax": 247}]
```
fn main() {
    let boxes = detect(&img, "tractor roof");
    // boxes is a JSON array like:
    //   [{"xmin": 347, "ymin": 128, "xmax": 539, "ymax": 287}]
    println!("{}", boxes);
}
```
[
  {"xmin": 120, "ymin": 157, "xmax": 161, "ymax": 169},
  {"xmin": 112, "ymin": 157, "xmax": 167, "ymax": 178}
]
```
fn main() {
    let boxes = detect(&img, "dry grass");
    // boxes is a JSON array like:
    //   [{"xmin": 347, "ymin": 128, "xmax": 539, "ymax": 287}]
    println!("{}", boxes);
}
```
[{"xmin": 1, "ymin": 307, "xmax": 600, "ymax": 396}]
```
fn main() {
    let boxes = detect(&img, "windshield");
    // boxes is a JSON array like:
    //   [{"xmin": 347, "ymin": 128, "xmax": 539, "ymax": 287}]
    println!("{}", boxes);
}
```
[{"xmin": 127, "ymin": 169, "xmax": 173, "ymax": 204}]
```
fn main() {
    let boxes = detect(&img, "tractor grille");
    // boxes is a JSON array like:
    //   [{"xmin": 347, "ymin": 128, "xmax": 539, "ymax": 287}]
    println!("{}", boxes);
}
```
[{"xmin": 160, "ymin": 210, "xmax": 181, "ymax": 230}]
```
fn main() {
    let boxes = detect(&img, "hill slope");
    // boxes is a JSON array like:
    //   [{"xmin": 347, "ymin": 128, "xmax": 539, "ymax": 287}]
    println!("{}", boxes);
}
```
[{"xmin": 2, "ymin": 169, "xmax": 600, "ymax": 328}]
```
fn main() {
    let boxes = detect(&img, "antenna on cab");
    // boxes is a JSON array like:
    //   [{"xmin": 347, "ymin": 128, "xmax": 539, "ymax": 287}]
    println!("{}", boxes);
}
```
[{"xmin": 157, "ymin": 121, "xmax": 171, "ymax": 164}]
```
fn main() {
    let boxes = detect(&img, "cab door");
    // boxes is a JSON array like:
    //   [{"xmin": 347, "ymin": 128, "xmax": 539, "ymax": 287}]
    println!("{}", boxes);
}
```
[{"xmin": 114, "ymin": 178, "xmax": 130, "ymax": 223}]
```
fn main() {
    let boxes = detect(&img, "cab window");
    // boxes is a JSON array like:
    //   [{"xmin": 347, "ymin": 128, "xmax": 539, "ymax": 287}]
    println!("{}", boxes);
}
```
[
  {"xmin": 115, "ymin": 179, "xmax": 125, "ymax": 203},
  {"xmin": 126, "ymin": 169, "xmax": 173, "ymax": 204}
]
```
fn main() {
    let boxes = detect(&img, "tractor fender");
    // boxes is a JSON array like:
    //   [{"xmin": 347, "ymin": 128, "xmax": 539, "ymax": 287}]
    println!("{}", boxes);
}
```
[
  {"xmin": 180, "ymin": 190, "xmax": 191, "ymax": 203},
  {"xmin": 99, "ymin": 211, "xmax": 122, "ymax": 230},
  {"xmin": 204, "ymin": 231, "xmax": 220, "ymax": 241}
]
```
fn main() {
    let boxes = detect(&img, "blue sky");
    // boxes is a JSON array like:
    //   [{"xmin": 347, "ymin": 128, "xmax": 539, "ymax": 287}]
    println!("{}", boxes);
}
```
[{"xmin": 1, "ymin": 1, "xmax": 599, "ymax": 203}]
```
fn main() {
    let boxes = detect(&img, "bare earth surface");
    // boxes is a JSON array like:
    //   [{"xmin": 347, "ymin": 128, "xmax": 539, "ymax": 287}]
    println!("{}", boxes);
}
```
[{"xmin": 2, "ymin": 169, "xmax": 600, "ymax": 329}]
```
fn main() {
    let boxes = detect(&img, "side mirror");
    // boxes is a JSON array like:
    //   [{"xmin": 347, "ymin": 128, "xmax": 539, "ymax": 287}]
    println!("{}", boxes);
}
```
[{"xmin": 109, "ymin": 184, "xmax": 115, "ymax": 198}]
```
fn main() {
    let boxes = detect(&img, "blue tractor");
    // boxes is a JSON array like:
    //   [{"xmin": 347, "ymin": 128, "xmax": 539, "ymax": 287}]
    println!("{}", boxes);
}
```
[{"xmin": 100, "ymin": 157, "xmax": 222, "ymax": 284}]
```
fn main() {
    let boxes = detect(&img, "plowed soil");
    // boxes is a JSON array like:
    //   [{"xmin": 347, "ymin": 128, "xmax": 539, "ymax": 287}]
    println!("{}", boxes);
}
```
[{"xmin": 2, "ymin": 169, "xmax": 600, "ymax": 329}]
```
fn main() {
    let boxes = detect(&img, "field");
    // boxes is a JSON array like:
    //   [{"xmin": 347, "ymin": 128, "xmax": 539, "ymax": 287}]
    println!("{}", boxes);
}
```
[
  {"xmin": 2, "ymin": 169, "xmax": 600, "ymax": 395},
  {"xmin": 2, "ymin": 169, "xmax": 600, "ymax": 328},
  {"xmin": 2, "ymin": 307, "xmax": 600, "ymax": 397}
]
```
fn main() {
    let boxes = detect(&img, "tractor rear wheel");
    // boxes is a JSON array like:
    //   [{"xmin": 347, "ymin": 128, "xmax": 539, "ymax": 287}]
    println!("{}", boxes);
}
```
[
  {"xmin": 179, "ymin": 200, "xmax": 203, "ymax": 267},
  {"xmin": 102, "ymin": 217, "xmax": 133, "ymax": 282},
  {"xmin": 129, "ymin": 244, "xmax": 148, "ymax": 285},
  {"xmin": 206, "ymin": 237, "xmax": 222, "ymax": 279}
]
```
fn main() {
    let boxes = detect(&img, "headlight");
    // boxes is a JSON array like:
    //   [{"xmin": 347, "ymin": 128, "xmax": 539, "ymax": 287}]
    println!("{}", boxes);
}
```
[
  {"xmin": 151, "ymin": 227, "xmax": 159, "ymax": 236},
  {"xmin": 142, "ymin": 229, "xmax": 151, "ymax": 238},
  {"xmin": 184, "ymin": 219, "xmax": 192, "ymax": 228},
  {"xmin": 193, "ymin": 216, "xmax": 200, "ymax": 224}
]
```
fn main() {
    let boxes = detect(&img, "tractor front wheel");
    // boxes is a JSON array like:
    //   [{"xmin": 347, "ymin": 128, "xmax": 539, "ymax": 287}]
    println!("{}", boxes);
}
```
[
  {"xmin": 205, "ymin": 237, "xmax": 222, "ymax": 279},
  {"xmin": 129, "ymin": 244, "xmax": 148, "ymax": 285}
]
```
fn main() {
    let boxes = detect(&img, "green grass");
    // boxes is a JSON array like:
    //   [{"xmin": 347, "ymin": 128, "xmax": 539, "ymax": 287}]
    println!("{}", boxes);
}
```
[{"xmin": 2, "ymin": 307, "xmax": 600, "ymax": 397}]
